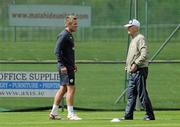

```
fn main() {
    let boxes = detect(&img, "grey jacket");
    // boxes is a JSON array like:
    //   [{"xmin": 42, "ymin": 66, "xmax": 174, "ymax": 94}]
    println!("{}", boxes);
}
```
[{"xmin": 126, "ymin": 33, "xmax": 149, "ymax": 73}]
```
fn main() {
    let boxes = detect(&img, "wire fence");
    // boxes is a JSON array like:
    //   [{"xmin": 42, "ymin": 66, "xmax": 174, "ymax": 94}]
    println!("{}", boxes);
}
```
[
  {"xmin": 0, "ymin": 0, "xmax": 179, "ymax": 43},
  {"xmin": 0, "ymin": 24, "xmax": 179, "ymax": 43}
]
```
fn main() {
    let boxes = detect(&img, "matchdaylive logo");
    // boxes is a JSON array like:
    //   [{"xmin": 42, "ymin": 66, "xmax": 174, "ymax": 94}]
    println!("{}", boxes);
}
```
[
  {"xmin": 9, "ymin": 5, "xmax": 91, "ymax": 27},
  {"xmin": 11, "ymin": 12, "xmax": 89, "ymax": 20},
  {"xmin": 0, "ymin": 72, "xmax": 60, "ymax": 97}
]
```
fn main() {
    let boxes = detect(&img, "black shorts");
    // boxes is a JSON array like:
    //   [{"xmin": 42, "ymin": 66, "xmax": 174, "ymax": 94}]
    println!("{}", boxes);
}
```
[{"xmin": 57, "ymin": 63, "xmax": 75, "ymax": 86}]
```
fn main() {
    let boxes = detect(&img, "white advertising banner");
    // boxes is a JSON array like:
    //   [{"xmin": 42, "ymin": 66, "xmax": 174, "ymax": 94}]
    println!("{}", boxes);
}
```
[
  {"xmin": 0, "ymin": 72, "xmax": 60, "ymax": 97},
  {"xmin": 9, "ymin": 5, "xmax": 91, "ymax": 27}
]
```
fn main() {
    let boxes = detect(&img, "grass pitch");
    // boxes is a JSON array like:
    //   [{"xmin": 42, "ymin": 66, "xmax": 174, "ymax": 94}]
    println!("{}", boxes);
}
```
[{"xmin": 0, "ymin": 111, "xmax": 180, "ymax": 127}]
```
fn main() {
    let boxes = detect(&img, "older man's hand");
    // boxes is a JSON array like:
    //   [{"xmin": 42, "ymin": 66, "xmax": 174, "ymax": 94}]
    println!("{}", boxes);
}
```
[{"xmin": 130, "ymin": 64, "xmax": 137, "ymax": 73}]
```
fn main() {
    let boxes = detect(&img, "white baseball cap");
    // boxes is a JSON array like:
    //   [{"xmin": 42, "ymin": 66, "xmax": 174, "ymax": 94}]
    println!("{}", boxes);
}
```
[{"xmin": 124, "ymin": 19, "xmax": 140, "ymax": 28}]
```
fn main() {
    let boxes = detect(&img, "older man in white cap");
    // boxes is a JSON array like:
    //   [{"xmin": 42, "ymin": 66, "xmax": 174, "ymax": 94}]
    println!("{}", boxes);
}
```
[{"xmin": 122, "ymin": 19, "xmax": 155, "ymax": 120}]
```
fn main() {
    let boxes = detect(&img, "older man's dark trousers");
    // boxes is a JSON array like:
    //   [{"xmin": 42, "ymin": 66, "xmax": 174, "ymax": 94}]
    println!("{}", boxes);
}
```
[{"xmin": 124, "ymin": 67, "xmax": 155, "ymax": 120}]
